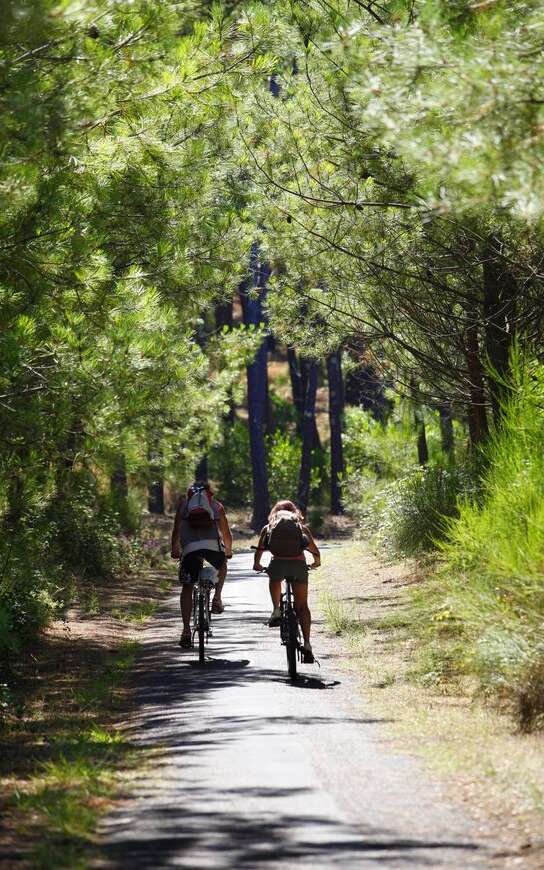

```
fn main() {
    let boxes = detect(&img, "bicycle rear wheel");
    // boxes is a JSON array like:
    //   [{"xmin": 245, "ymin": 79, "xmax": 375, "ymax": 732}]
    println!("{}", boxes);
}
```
[
  {"xmin": 198, "ymin": 593, "xmax": 205, "ymax": 663},
  {"xmin": 286, "ymin": 612, "xmax": 298, "ymax": 680},
  {"xmin": 286, "ymin": 640, "xmax": 297, "ymax": 679}
]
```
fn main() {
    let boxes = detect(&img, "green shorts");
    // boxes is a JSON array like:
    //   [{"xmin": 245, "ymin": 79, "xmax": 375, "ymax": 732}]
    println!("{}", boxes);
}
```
[{"xmin": 267, "ymin": 558, "xmax": 308, "ymax": 583}]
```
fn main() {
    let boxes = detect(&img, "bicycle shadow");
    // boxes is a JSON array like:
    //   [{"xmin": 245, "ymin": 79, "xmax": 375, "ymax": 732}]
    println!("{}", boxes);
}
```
[{"xmin": 187, "ymin": 657, "xmax": 250, "ymax": 670}]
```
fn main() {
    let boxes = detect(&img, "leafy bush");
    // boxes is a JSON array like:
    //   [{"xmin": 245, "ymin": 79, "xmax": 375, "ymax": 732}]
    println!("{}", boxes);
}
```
[
  {"xmin": 379, "ymin": 462, "xmax": 476, "ymax": 557},
  {"xmin": 269, "ymin": 390, "xmax": 298, "ymax": 431},
  {"xmin": 411, "ymin": 355, "xmax": 544, "ymax": 729},
  {"xmin": 342, "ymin": 402, "xmax": 474, "ymax": 552},
  {"xmin": 343, "ymin": 406, "xmax": 417, "ymax": 479},
  {"xmin": 268, "ymin": 432, "xmax": 324, "ymax": 507},
  {"xmin": 0, "ymin": 526, "xmax": 64, "ymax": 657},
  {"xmin": 343, "ymin": 461, "xmax": 474, "ymax": 556},
  {"xmin": 210, "ymin": 420, "xmax": 324, "ymax": 510},
  {"xmin": 343, "ymin": 404, "xmax": 448, "ymax": 481},
  {"xmin": 267, "ymin": 431, "xmax": 300, "ymax": 504},
  {"xmin": 0, "ymin": 472, "xmax": 163, "ymax": 659},
  {"xmin": 209, "ymin": 421, "xmax": 252, "ymax": 506},
  {"xmin": 341, "ymin": 469, "xmax": 392, "ymax": 536},
  {"xmin": 48, "ymin": 480, "xmax": 125, "ymax": 580}
]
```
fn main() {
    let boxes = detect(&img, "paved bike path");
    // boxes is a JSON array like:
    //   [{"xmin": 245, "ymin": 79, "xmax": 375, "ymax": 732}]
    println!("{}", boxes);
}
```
[{"xmin": 96, "ymin": 552, "xmax": 496, "ymax": 868}]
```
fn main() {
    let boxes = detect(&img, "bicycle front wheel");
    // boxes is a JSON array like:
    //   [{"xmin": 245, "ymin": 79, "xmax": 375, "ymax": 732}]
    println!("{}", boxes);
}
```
[{"xmin": 198, "ymin": 593, "xmax": 206, "ymax": 663}]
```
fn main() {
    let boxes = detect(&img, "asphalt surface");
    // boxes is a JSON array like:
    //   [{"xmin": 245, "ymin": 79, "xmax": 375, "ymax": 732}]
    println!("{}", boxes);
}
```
[{"xmin": 96, "ymin": 552, "xmax": 495, "ymax": 868}]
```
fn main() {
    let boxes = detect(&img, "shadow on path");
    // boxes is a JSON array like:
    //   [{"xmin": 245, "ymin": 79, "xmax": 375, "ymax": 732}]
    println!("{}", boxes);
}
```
[{"xmin": 97, "ymin": 557, "xmax": 488, "ymax": 869}]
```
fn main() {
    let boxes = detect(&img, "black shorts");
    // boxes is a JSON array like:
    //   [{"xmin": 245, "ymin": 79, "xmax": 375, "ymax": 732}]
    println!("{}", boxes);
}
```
[{"xmin": 180, "ymin": 549, "xmax": 226, "ymax": 584}]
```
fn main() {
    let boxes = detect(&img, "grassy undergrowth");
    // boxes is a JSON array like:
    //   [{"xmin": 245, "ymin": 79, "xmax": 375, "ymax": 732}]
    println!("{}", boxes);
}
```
[
  {"xmin": 0, "ymin": 537, "xmax": 181, "ymax": 870},
  {"xmin": 319, "ymin": 542, "xmax": 544, "ymax": 847},
  {"xmin": 1, "ymin": 638, "xmax": 143, "ymax": 868},
  {"xmin": 341, "ymin": 356, "xmax": 544, "ymax": 733}
]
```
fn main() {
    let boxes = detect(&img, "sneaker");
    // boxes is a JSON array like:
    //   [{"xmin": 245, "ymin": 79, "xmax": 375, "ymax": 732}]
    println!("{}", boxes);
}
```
[
  {"xmin": 302, "ymin": 642, "xmax": 314, "ymax": 664},
  {"xmin": 268, "ymin": 607, "xmax": 281, "ymax": 627},
  {"xmin": 179, "ymin": 633, "xmax": 192, "ymax": 649}
]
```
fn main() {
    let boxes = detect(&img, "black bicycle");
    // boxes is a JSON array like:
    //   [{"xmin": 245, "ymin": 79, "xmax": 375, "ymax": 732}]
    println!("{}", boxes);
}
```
[
  {"xmin": 280, "ymin": 576, "xmax": 301, "ymax": 680},
  {"xmin": 192, "ymin": 566, "xmax": 217, "ymax": 663}
]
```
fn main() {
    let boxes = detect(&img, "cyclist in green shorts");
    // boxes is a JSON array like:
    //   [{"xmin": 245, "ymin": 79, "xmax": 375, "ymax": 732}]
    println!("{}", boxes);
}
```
[{"xmin": 253, "ymin": 500, "xmax": 321, "ymax": 663}]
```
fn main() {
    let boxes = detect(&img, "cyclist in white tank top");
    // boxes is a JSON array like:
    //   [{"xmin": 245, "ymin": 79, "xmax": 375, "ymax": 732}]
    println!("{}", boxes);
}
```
[{"xmin": 171, "ymin": 481, "xmax": 233, "ymax": 647}]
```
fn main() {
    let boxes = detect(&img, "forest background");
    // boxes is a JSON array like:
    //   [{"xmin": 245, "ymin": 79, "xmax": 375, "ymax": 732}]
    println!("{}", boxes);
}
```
[{"xmin": 2, "ymin": 0, "xmax": 544, "ymax": 733}]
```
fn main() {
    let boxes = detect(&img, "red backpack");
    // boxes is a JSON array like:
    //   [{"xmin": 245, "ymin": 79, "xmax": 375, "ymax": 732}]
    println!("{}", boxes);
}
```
[{"xmin": 183, "ymin": 486, "xmax": 215, "ymax": 529}]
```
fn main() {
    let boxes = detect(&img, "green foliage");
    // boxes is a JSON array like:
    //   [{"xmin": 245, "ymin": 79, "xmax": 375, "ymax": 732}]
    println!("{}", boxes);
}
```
[
  {"xmin": 0, "ymin": 2, "xmax": 258, "ymax": 649},
  {"xmin": 210, "ymin": 413, "xmax": 325, "ymax": 511},
  {"xmin": 269, "ymin": 390, "xmax": 299, "ymax": 431},
  {"xmin": 343, "ymin": 406, "xmax": 415, "ymax": 480},
  {"xmin": 342, "ymin": 403, "xmax": 463, "ymax": 550},
  {"xmin": 209, "ymin": 421, "xmax": 253, "ymax": 507},
  {"xmin": 412, "ymin": 356, "xmax": 544, "ymax": 729},
  {"xmin": 379, "ymin": 463, "xmax": 473, "ymax": 557},
  {"xmin": 267, "ymin": 431, "xmax": 300, "ymax": 505}
]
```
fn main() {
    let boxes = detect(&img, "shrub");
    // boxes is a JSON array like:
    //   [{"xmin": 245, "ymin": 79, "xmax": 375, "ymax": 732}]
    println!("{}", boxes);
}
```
[
  {"xmin": 0, "ymin": 524, "xmax": 64, "ymax": 657},
  {"xmin": 210, "ymin": 420, "xmax": 324, "ymax": 510},
  {"xmin": 341, "ymin": 469, "xmax": 389, "ymax": 536},
  {"xmin": 269, "ymin": 390, "xmax": 298, "ymax": 431},
  {"xmin": 343, "ymin": 406, "xmax": 418, "ymax": 479},
  {"xmin": 267, "ymin": 431, "xmax": 301, "ymax": 505},
  {"xmin": 0, "ymin": 472, "xmax": 156, "ymax": 658},
  {"xmin": 268, "ymin": 432, "xmax": 324, "ymax": 508},
  {"xmin": 379, "ymin": 462, "xmax": 476, "ymax": 557},
  {"xmin": 208, "ymin": 421, "xmax": 252, "ymax": 506}
]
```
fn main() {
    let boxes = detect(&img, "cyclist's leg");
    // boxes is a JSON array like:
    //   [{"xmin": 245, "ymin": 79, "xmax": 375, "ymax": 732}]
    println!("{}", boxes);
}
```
[
  {"xmin": 266, "ymin": 559, "xmax": 283, "ymax": 626},
  {"xmin": 180, "ymin": 553, "xmax": 202, "ymax": 638},
  {"xmin": 291, "ymin": 571, "xmax": 311, "ymax": 645},
  {"xmin": 269, "ymin": 578, "xmax": 281, "ymax": 609},
  {"xmin": 201, "ymin": 550, "xmax": 226, "ymax": 610}
]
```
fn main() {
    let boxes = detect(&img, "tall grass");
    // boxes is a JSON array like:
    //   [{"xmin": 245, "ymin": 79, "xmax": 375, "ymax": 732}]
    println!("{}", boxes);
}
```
[{"xmin": 413, "ymin": 354, "xmax": 544, "ymax": 730}]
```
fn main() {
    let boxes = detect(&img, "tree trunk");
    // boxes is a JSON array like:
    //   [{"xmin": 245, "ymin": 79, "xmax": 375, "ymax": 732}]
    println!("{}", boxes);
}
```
[
  {"xmin": 483, "ymin": 234, "xmax": 517, "ymax": 425},
  {"xmin": 465, "ymin": 307, "xmax": 489, "ymax": 446},
  {"xmin": 415, "ymin": 410, "xmax": 429, "ymax": 465},
  {"xmin": 300, "ymin": 357, "xmax": 322, "ymax": 450},
  {"xmin": 111, "ymin": 454, "xmax": 128, "ymax": 506},
  {"xmin": 297, "ymin": 361, "xmax": 318, "ymax": 516},
  {"xmin": 287, "ymin": 347, "xmax": 305, "ymax": 435},
  {"xmin": 148, "ymin": 471, "xmax": 165, "ymax": 514},
  {"xmin": 241, "ymin": 244, "xmax": 270, "ymax": 531},
  {"xmin": 214, "ymin": 298, "xmax": 233, "ymax": 331},
  {"xmin": 327, "ymin": 350, "xmax": 345, "ymax": 514},
  {"xmin": 411, "ymin": 380, "xmax": 429, "ymax": 465},
  {"xmin": 195, "ymin": 455, "xmax": 208, "ymax": 483},
  {"xmin": 147, "ymin": 443, "xmax": 165, "ymax": 514},
  {"xmin": 438, "ymin": 403, "xmax": 455, "ymax": 459}
]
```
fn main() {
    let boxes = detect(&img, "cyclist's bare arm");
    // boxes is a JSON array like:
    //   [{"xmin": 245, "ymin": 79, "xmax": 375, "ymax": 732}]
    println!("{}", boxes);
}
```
[
  {"xmin": 218, "ymin": 507, "xmax": 233, "ymax": 558},
  {"xmin": 253, "ymin": 527, "xmax": 268, "ymax": 571},
  {"xmin": 303, "ymin": 526, "xmax": 321, "ymax": 567},
  {"xmin": 171, "ymin": 496, "xmax": 185, "ymax": 559}
]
